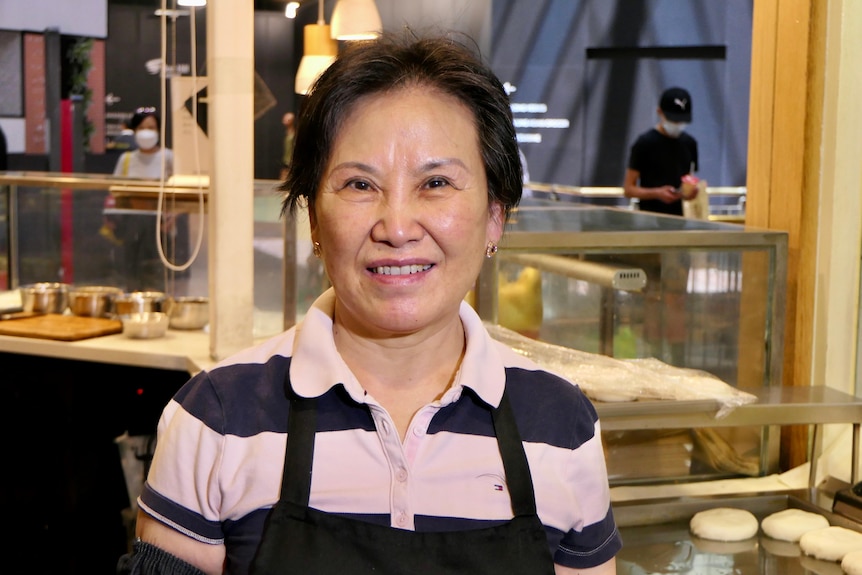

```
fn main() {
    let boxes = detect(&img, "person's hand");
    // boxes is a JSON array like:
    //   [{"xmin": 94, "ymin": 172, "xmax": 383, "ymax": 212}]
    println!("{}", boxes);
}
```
[
  {"xmin": 654, "ymin": 185, "xmax": 679, "ymax": 203},
  {"xmin": 679, "ymin": 174, "xmax": 700, "ymax": 199}
]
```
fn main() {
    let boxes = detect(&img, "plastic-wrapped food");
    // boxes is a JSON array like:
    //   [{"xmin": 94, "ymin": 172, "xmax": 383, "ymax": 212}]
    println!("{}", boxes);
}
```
[{"xmin": 486, "ymin": 323, "xmax": 757, "ymax": 418}]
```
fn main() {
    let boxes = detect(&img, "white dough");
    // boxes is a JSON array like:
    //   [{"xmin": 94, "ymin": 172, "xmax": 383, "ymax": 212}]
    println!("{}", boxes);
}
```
[
  {"xmin": 689, "ymin": 507, "xmax": 759, "ymax": 542},
  {"xmin": 843, "ymin": 549, "xmax": 862, "ymax": 575},
  {"xmin": 760, "ymin": 508, "xmax": 830, "ymax": 542},
  {"xmin": 799, "ymin": 526, "xmax": 862, "ymax": 562}
]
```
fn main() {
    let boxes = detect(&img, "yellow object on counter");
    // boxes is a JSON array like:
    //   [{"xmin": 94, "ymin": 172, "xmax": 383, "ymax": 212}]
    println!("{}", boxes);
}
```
[{"xmin": 465, "ymin": 266, "xmax": 543, "ymax": 338}]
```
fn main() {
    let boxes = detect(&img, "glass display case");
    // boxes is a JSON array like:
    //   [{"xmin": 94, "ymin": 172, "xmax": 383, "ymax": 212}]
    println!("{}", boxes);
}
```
[
  {"xmin": 0, "ymin": 171, "xmax": 312, "ymax": 339},
  {"xmin": 474, "ymin": 199, "xmax": 789, "ymax": 484}
]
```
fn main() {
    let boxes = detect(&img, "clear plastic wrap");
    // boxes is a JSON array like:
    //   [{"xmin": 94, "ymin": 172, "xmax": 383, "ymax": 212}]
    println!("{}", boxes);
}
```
[{"xmin": 486, "ymin": 323, "xmax": 757, "ymax": 418}]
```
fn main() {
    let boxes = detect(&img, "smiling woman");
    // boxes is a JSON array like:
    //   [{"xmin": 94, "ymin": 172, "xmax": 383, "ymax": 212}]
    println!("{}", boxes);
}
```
[{"xmin": 120, "ymin": 29, "xmax": 620, "ymax": 575}]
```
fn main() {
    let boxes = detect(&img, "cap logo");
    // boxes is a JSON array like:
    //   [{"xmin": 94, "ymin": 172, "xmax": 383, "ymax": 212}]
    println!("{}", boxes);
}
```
[{"xmin": 674, "ymin": 98, "xmax": 688, "ymax": 110}]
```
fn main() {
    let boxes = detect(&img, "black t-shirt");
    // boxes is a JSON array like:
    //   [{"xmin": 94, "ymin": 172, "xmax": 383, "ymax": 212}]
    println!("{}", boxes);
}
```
[{"xmin": 627, "ymin": 128, "xmax": 698, "ymax": 215}]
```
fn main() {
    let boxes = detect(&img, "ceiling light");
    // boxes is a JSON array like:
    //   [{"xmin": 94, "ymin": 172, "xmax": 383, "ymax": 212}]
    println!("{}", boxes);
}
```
[
  {"xmin": 330, "ymin": 0, "xmax": 382, "ymax": 41},
  {"xmin": 177, "ymin": 0, "xmax": 206, "ymax": 6},
  {"xmin": 295, "ymin": 1, "xmax": 338, "ymax": 95},
  {"xmin": 285, "ymin": 2, "xmax": 300, "ymax": 19}
]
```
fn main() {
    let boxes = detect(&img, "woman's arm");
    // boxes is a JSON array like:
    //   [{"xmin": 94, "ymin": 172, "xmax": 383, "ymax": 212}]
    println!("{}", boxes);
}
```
[
  {"xmin": 556, "ymin": 557, "xmax": 616, "ymax": 575},
  {"xmin": 135, "ymin": 510, "xmax": 226, "ymax": 575}
]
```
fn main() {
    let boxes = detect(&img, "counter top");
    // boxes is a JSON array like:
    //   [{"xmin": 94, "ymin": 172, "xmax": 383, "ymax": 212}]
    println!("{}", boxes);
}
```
[{"xmin": 0, "ymin": 329, "xmax": 215, "ymax": 375}]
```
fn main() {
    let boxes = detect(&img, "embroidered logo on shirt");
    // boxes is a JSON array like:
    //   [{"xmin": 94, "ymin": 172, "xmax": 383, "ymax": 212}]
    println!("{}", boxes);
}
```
[{"xmin": 478, "ymin": 473, "xmax": 507, "ymax": 493}]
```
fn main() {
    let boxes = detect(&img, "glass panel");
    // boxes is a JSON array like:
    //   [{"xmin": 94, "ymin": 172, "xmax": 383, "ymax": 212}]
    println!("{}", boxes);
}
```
[{"xmin": 2, "ymin": 174, "xmax": 298, "ymax": 338}]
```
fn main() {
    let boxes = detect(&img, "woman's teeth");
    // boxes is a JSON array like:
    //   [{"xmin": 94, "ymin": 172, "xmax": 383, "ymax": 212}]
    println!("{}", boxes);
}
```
[{"xmin": 372, "ymin": 264, "xmax": 432, "ymax": 276}]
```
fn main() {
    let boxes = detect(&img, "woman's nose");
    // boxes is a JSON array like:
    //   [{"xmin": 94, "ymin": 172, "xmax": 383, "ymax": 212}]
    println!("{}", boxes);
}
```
[{"xmin": 370, "ymin": 196, "xmax": 424, "ymax": 247}]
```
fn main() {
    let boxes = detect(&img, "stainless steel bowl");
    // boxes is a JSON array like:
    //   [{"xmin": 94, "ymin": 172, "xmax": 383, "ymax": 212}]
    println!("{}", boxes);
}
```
[
  {"xmin": 114, "ymin": 291, "xmax": 173, "ymax": 316},
  {"xmin": 68, "ymin": 286, "xmax": 124, "ymax": 318},
  {"xmin": 120, "ymin": 312, "xmax": 169, "ymax": 339},
  {"xmin": 20, "ymin": 282, "xmax": 70, "ymax": 314},
  {"xmin": 169, "ymin": 296, "xmax": 209, "ymax": 330}
]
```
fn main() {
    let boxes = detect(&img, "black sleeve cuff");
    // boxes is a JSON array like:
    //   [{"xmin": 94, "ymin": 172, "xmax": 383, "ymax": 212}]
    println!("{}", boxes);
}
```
[{"xmin": 117, "ymin": 539, "xmax": 208, "ymax": 575}]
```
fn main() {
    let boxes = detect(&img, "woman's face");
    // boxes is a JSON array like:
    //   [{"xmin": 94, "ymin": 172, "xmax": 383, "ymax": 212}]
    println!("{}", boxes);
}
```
[{"xmin": 311, "ymin": 86, "xmax": 504, "ymax": 337}]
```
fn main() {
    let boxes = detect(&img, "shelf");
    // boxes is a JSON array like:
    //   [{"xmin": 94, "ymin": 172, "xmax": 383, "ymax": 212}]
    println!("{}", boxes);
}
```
[
  {"xmin": 596, "ymin": 385, "xmax": 862, "ymax": 486},
  {"xmin": 596, "ymin": 385, "xmax": 862, "ymax": 431}
]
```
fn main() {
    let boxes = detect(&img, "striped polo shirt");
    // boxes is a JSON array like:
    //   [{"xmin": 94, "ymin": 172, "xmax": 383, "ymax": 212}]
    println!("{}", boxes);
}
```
[{"xmin": 139, "ymin": 289, "xmax": 621, "ymax": 573}]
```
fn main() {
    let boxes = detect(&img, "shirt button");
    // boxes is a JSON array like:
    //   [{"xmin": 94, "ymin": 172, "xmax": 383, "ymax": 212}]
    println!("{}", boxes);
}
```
[
  {"xmin": 395, "ymin": 468, "xmax": 408, "ymax": 482},
  {"xmin": 412, "ymin": 426, "xmax": 425, "ymax": 437},
  {"xmin": 396, "ymin": 513, "xmax": 407, "ymax": 527}
]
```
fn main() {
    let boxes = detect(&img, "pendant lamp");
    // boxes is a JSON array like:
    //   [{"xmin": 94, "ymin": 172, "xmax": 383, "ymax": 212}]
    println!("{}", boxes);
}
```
[
  {"xmin": 330, "ymin": 0, "xmax": 382, "ymax": 41},
  {"xmin": 295, "ymin": 1, "xmax": 339, "ymax": 95}
]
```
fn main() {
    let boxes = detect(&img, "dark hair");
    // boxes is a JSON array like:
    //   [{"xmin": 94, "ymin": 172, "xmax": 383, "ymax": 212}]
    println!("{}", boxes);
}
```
[
  {"xmin": 129, "ymin": 107, "xmax": 160, "ymax": 131},
  {"xmin": 281, "ymin": 29, "xmax": 522, "ymax": 221}
]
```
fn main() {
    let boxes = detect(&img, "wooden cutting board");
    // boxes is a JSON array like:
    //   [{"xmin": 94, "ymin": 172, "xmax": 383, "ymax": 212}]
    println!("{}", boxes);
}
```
[{"xmin": 0, "ymin": 313, "xmax": 123, "ymax": 341}]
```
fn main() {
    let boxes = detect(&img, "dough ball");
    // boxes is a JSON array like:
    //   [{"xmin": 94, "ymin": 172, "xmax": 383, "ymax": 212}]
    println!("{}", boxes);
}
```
[
  {"xmin": 843, "ymin": 549, "xmax": 862, "ymax": 575},
  {"xmin": 760, "ymin": 508, "xmax": 829, "ymax": 542},
  {"xmin": 798, "ymin": 526, "xmax": 862, "ymax": 562},
  {"xmin": 689, "ymin": 507, "xmax": 759, "ymax": 542}
]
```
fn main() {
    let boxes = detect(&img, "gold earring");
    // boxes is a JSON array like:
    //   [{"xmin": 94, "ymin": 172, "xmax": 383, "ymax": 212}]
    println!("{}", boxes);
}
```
[
  {"xmin": 485, "ymin": 242, "xmax": 498, "ymax": 258},
  {"xmin": 312, "ymin": 241, "xmax": 321, "ymax": 258}
]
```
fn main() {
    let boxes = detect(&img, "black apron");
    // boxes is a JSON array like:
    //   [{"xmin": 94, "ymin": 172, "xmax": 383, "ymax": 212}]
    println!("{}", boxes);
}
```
[{"xmin": 249, "ymin": 386, "xmax": 557, "ymax": 575}]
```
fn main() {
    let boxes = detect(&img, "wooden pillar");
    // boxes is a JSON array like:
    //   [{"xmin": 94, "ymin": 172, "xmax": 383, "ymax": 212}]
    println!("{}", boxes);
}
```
[{"xmin": 746, "ymin": 0, "xmax": 826, "ymax": 469}]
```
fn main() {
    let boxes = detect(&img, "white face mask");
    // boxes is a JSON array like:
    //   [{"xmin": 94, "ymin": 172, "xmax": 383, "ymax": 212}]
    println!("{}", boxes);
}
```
[
  {"xmin": 661, "ymin": 120, "xmax": 687, "ymax": 138},
  {"xmin": 135, "ymin": 129, "xmax": 159, "ymax": 150}
]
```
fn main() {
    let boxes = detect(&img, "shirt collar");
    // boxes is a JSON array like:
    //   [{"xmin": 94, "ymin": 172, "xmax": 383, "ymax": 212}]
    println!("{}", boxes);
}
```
[{"xmin": 290, "ymin": 288, "xmax": 506, "ymax": 408}]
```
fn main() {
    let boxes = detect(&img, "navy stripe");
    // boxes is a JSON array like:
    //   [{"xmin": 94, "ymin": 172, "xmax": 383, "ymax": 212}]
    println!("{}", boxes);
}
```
[
  {"xmin": 555, "ymin": 509, "xmax": 622, "ymax": 568},
  {"xmin": 140, "ymin": 484, "xmax": 224, "ymax": 542},
  {"xmin": 176, "ymin": 359, "xmax": 381, "ymax": 437},
  {"xmin": 504, "ymin": 367, "xmax": 599, "ymax": 450}
]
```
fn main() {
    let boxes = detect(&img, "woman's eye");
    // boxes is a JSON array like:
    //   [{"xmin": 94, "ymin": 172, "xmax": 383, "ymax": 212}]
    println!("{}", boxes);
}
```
[
  {"xmin": 426, "ymin": 177, "xmax": 450, "ymax": 189},
  {"xmin": 346, "ymin": 179, "xmax": 372, "ymax": 191}
]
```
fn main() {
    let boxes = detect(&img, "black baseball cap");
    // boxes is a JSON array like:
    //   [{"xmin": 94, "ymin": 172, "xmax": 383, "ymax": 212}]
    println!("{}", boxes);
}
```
[{"xmin": 659, "ymin": 87, "xmax": 692, "ymax": 123}]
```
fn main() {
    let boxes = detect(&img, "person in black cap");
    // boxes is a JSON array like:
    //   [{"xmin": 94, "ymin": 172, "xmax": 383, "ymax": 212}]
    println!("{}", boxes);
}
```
[
  {"xmin": 623, "ymin": 86, "xmax": 699, "ymax": 216},
  {"xmin": 621, "ymin": 87, "xmax": 700, "ymax": 366}
]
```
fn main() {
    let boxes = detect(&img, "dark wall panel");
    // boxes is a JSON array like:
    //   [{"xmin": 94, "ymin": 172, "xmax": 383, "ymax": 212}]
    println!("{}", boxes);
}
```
[{"xmin": 492, "ymin": 0, "xmax": 753, "ymax": 187}]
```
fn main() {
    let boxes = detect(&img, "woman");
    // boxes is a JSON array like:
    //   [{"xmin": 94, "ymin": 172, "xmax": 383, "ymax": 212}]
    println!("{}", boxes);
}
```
[
  {"xmin": 121, "ymin": 30, "xmax": 620, "ymax": 575},
  {"xmin": 109, "ymin": 107, "xmax": 182, "ymax": 290},
  {"xmin": 113, "ymin": 107, "xmax": 174, "ymax": 179}
]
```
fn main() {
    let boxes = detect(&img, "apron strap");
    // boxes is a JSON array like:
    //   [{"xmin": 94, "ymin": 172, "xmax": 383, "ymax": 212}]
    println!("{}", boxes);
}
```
[
  {"xmin": 492, "ymin": 390, "xmax": 538, "ymax": 517},
  {"xmin": 282, "ymin": 380, "xmax": 538, "ymax": 518},
  {"xmin": 282, "ymin": 390, "xmax": 317, "ymax": 504}
]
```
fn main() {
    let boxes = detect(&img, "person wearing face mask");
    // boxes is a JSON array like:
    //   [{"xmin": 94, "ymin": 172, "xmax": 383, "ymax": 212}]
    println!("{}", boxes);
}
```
[
  {"xmin": 623, "ymin": 87, "xmax": 698, "ymax": 216},
  {"xmin": 113, "ymin": 107, "xmax": 174, "ymax": 180},
  {"xmin": 110, "ymin": 108, "xmax": 182, "ymax": 291}
]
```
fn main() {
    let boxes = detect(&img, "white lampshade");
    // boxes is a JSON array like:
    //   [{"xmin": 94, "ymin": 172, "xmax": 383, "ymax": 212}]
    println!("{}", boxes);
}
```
[
  {"xmin": 330, "ymin": 0, "xmax": 382, "ymax": 41},
  {"xmin": 295, "ymin": 23, "xmax": 339, "ymax": 95}
]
